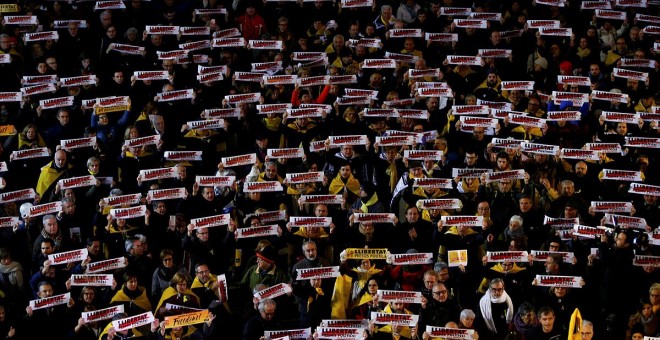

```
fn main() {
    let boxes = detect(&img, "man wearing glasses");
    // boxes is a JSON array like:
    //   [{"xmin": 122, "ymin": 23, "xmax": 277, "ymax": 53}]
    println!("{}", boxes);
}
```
[
  {"xmin": 418, "ymin": 282, "xmax": 461, "ymax": 335},
  {"xmin": 477, "ymin": 278, "xmax": 514, "ymax": 338}
]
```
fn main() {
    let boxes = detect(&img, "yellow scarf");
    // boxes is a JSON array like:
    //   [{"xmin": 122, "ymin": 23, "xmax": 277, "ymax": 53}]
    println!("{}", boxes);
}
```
[
  {"xmin": 294, "ymin": 227, "xmax": 329, "ymax": 239},
  {"xmin": 307, "ymin": 287, "xmax": 324, "ymax": 311},
  {"xmin": 576, "ymin": 47, "xmax": 591, "ymax": 58},
  {"xmin": 191, "ymin": 274, "xmax": 217, "ymax": 289},
  {"xmin": 328, "ymin": 173, "xmax": 360, "ymax": 195},
  {"xmin": 99, "ymin": 321, "xmax": 144, "ymax": 340},
  {"xmin": 412, "ymin": 187, "xmax": 447, "ymax": 199},
  {"xmin": 512, "ymin": 125, "xmax": 543, "ymax": 140},
  {"xmin": 258, "ymin": 172, "xmax": 284, "ymax": 184},
  {"xmin": 360, "ymin": 193, "xmax": 380, "ymax": 213},
  {"xmin": 477, "ymin": 263, "xmax": 526, "ymax": 293},
  {"xmin": 18, "ymin": 133, "xmax": 46, "ymax": 149},
  {"xmin": 376, "ymin": 304, "xmax": 413, "ymax": 338},
  {"xmin": 387, "ymin": 163, "xmax": 398, "ymax": 193},
  {"xmin": 354, "ymin": 291, "xmax": 375, "ymax": 308},
  {"xmin": 36, "ymin": 161, "xmax": 72, "ymax": 196},
  {"xmin": 351, "ymin": 266, "xmax": 382, "ymax": 293},
  {"xmin": 287, "ymin": 184, "xmax": 317, "ymax": 195},
  {"xmin": 110, "ymin": 285, "xmax": 152, "ymax": 312},
  {"xmin": 421, "ymin": 209, "xmax": 449, "ymax": 222},
  {"xmin": 125, "ymin": 149, "xmax": 153, "ymax": 158},
  {"xmin": 184, "ymin": 129, "xmax": 218, "ymax": 139},
  {"xmin": 263, "ymin": 117, "xmax": 282, "ymax": 131},
  {"xmin": 154, "ymin": 286, "xmax": 201, "ymax": 315}
]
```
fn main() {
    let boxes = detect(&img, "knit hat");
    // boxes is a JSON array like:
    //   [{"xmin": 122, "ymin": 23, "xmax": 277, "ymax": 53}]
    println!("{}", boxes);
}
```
[
  {"xmin": 534, "ymin": 57, "xmax": 548, "ymax": 70},
  {"xmin": 256, "ymin": 245, "xmax": 276, "ymax": 264},
  {"xmin": 559, "ymin": 61, "xmax": 573, "ymax": 74}
]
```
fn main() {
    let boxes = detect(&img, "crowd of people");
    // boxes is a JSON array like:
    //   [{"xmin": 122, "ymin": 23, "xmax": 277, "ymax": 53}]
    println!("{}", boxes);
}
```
[{"xmin": 0, "ymin": 0, "xmax": 658, "ymax": 339}]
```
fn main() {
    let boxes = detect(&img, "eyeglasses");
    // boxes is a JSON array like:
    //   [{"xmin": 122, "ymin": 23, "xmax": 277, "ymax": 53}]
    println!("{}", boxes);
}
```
[
  {"xmin": 491, "ymin": 288, "xmax": 504, "ymax": 292},
  {"xmin": 196, "ymin": 270, "xmax": 209, "ymax": 275},
  {"xmin": 432, "ymin": 290, "xmax": 448, "ymax": 295}
]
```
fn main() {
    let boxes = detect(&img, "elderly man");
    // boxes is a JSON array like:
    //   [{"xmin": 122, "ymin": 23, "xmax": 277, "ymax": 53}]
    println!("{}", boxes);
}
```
[
  {"xmin": 243, "ymin": 299, "xmax": 280, "ymax": 340},
  {"xmin": 32, "ymin": 215, "xmax": 70, "ymax": 265},
  {"xmin": 477, "ymin": 278, "xmax": 514, "ymax": 338}
]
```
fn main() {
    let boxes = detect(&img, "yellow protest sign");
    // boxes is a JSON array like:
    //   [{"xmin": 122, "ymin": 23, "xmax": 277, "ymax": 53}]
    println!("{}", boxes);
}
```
[
  {"xmin": 0, "ymin": 4, "xmax": 19, "ymax": 13},
  {"xmin": 0, "ymin": 125, "xmax": 17, "ymax": 136},
  {"xmin": 163, "ymin": 310, "xmax": 209, "ymax": 329},
  {"xmin": 95, "ymin": 105, "xmax": 130, "ymax": 115},
  {"xmin": 448, "ymin": 249, "xmax": 468, "ymax": 267},
  {"xmin": 345, "ymin": 248, "xmax": 388, "ymax": 260}
]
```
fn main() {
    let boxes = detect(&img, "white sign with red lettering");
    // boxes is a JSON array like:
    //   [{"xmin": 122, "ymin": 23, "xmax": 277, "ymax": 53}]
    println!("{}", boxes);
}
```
[
  {"xmin": 371, "ymin": 312, "xmax": 419, "ymax": 326},
  {"xmin": 222, "ymin": 153, "xmax": 256, "ymax": 167},
  {"xmin": 454, "ymin": 19, "xmax": 487, "ymax": 28},
  {"xmin": 296, "ymin": 266, "xmax": 340, "ymax": 280},
  {"xmin": 195, "ymin": 176, "xmax": 235, "ymax": 187},
  {"xmin": 236, "ymin": 225, "xmax": 279, "ymax": 239},
  {"xmin": 24, "ymin": 31, "xmax": 59, "ymax": 42},
  {"xmin": 613, "ymin": 68, "xmax": 648, "ymax": 81},
  {"xmin": 70, "ymin": 274, "xmax": 113, "ymax": 287},
  {"xmin": 539, "ymin": 28, "xmax": 572, "ymax": 36},
  {"xmin": 86, "ymin": 257, "xmax": 128, "ymax": 273},
  {"xmin": 289, "ymin": 216, "xmax": 332, "ymax": 227},
  {"xmin": 254, "ymin": 283, "xmax": 293, "ymax": 302},
  {"xmin": 112, "ymin": 312, "xmax": 155, "ymax": 332},
  {"xmin": 341, "ymin": 0, "xmax": 373, "ymax": 7},
  {"xmin": 329, "ymin": 135, "xmax": 368, "ymax": 146},
  {"xmin": 39, "ymin": 96, "xmax": 74, "ymax": 110},
  {"xmin": 27, "ymin": 201, "xmax": 62, "ymax": 218},
  {"xmin": 139, "ymin": 167, "xmax": 177, "ymax": 181},
  {"xmin": 60, "ymin": 136, "xmax": 96, "ymax": 150},
  {"xmin": 48, "ymin": 248, "xmax": 88, "ymax": 265},
  {"xmin": 630, "ymin": 183, "xmax": 660, "ymax": 196},
  {"xmin": 419, "ymin": 198, "xmax": 462, "ymax": 210},
  {"xmin": 191, "ymin": 214, "xmax": 231, "ymax": 229},
  {"xmin": 145, "ymin": 26, "xmax": 179, "ymax": 35},
  {"xmin": 147, "ymin": 188, "xmax": 187, "ymax": 201},
  {"xmin": 11, "ymin": 148, "xmax": 50, "ymax": 160},
  {"xmin": 81, "ymin": 305, "xmax": 124, "ymax": 324},
  {"xmin": 299, "ymin": 195, "xmax": 343, "ymax": 205},
  {"xmin": 110, "ymin": 206, "xmax": 147, "ymax": 219},
  {"xmin": 378, "ymin": 290, "xmax": 423, "ymax": 304},
  {"xmin": 601, "ymin": 169, "xmax": 643, "ymax": 181},
  {"xmin": 59, "ymin": 175, "xmax": 97, "ymax": 190},
  {"xmin": 286, "ymin": 172, "xmax": 324, "ymax": 184},
  {"xmin": 30, "ymin": 293, "xmax": 70, "ymax": 310},
  {"xmin": 243, "ymin": 181, "xmax": 284, "ymax": 192},
  {"xmin": 164, "ymin": 151, "xmax": 203, "ymax": 161},
  {"xmin": 404, "ymin": 150, "xmax": 442, "ymax": 160},
  {"xmin": 447, "ymin": 55, "xmax": 482, "ymax": 65},
  {"xmin": 353, "ymin": 213, "xmax": 396, "ymax": 223},
  {"xmin": 484, "ymin": 169, "xmax": 526, "ymax": 183}
]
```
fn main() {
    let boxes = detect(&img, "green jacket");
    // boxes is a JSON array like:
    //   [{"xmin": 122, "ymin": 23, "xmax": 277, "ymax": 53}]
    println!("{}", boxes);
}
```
[{"xmin": 241, "ymin": 264, "xmax": 290, "ymax": 291}]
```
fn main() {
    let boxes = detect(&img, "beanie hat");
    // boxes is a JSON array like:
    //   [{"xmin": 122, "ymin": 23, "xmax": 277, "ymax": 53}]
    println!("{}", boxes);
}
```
[
  {"xmin": 256, "ymin": 245, "xmax": 277, "ymax": 264},
  {"xmin": 559, "ymin": 61, "xmax": 573, "ymax": 74},
  {"xmin": 535, "ymin": 57, "xmax": 548, "ymax": 70}
]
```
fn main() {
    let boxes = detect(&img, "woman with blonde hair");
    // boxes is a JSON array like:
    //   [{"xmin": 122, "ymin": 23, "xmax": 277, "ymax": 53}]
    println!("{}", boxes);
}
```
[
  {"xmin": 154, "ymin": 272, "xmax": 200, "ymax": 318},
  {"xmin": 17, "ymin": 124, "xmax": 46, "ymax": 150}
]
